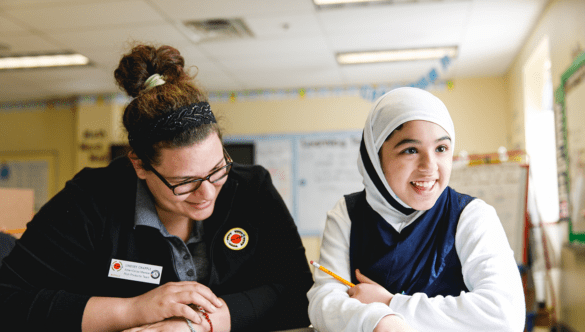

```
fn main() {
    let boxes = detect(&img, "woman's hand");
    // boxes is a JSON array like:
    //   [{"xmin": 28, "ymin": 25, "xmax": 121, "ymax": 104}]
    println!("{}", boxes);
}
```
[
  {"xmin": 82, "ymin": 282, "xmax": 224, "ymax": 332},
  {"xmin": 347, "ymin": 269, "xmax": 394, "ymax": 305},
  {"xmin": 190, "ymin": 297, "xmax": 231, "ymax": 332},
  {"xmin": 121, "ymin": 317, "xmax": 195, "ymax": 332},
  {"xmin": 128, "ymin": 281, "xmax": 223, "ymax": 326}
]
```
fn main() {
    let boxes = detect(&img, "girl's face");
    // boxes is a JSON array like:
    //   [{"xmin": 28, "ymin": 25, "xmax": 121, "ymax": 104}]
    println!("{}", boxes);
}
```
[
  {"xmin": 133, "ymin": 132, "xmax": 227, "ymax": 223},
  {"xmin": 379, "ymin": 120, "xmax": 453, "ymax": 211}
]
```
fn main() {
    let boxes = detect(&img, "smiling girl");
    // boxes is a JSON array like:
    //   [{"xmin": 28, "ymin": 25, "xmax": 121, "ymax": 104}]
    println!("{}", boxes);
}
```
[{"xmin": 307, "ymin": 87, "xmax": 525, "ymax": 332}]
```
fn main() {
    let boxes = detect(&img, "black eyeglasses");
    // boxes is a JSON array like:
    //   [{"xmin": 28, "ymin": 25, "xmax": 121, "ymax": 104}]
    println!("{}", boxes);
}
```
[{"xmin": 149, "ymin": 148, "xmax": 233, "ymax": 196}]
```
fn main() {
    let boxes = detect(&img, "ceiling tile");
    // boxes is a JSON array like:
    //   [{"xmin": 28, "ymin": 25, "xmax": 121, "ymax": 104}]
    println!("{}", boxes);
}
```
[
  {"xmin": 0, "ymin": 14, "xmax": 28, "ymax": 33},
  {"xmin": 0, "ymin": 0, "xmax": 550, "ymax": 103},
  {"xmin": 49, "ymin": 23, "xmax": 191, "ymax": 52},
  {"xmin": 150, "ymin": 0, "xmax": 315, "ymax": 21},
  {"xmin": 4, "ymin": 0, "xmax": 165, "ymax": 31},
  {"xmin": 0, "ymin": 34, "xmax": 64, "ymax": 54},
  {"xmin": 245, "ymin": 12, "xmax": 323, "ymax": 38},
  {"xmin": 199, "ymin": 35, "xmax": 332, "ymax": 59}
]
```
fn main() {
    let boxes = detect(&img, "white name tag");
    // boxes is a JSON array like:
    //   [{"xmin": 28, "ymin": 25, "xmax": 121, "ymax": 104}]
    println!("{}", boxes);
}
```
[{"xmin": 108, "ymin": 259, "xmax": 163, "ymax": 285}]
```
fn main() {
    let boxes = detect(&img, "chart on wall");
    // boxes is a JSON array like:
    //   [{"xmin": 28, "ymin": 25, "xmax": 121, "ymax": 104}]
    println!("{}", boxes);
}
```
[
  {"xmin": 254, "ymin": 139, "xmax": 294, "ymax": 212},
  {"xmin": 225, "ymin": 131, "xmax": 364, "ymax": 235},
  {"xmin": 449, "ymin": 163, "xmax": 529, "ymax": 264}
]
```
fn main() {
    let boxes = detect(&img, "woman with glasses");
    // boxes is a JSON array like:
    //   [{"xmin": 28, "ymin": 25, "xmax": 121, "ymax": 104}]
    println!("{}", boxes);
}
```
[{"xmin": 0, "ymin": 44, "xmax": 313, "ymax": 332}]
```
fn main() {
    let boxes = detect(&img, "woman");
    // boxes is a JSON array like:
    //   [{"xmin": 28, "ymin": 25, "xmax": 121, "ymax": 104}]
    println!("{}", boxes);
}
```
[
  {"xmin": 0, "ymin": 44, "xmax": 313, "ymax": 332},
  {"xmin": 307, "ymin": 87, "xmax": 525, "ymax": 332}
]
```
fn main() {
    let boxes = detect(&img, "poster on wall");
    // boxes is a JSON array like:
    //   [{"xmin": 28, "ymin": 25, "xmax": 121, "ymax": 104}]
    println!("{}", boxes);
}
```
[{"xmin": 0, "ymin": 160, "xmax": 49, "ymax": 212}]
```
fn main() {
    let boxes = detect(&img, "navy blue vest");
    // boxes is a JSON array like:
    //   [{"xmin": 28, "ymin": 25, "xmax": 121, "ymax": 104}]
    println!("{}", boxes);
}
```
[{"xmin": 346, "ymin": 187, "xmax": 474, "ymax": 297}]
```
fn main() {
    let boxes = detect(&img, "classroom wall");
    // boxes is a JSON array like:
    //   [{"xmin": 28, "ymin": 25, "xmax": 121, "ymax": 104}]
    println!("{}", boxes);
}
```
[
  {"xmin": 0, "ymin": 102, "xmax": 76, "ymax": 196},
  {"xmin": 506, "ymin": 0, "xmax": 585, "ymax": 152},
  {"xmin": 505, "ymin": 0, "xmax": 585, "ymax": 326},
  {"xmin": 213, "ymin": 76, "xmax": 511, "ymax": 156},
  {"xmin": 213, "ymin": 77, "xmax": 512, "ymax": 266}
]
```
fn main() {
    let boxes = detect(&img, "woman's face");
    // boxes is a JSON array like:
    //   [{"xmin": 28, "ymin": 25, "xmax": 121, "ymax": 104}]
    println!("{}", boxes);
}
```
[
  {"xmin": 379, "ymin": 120, "xmax": 453, "ymax": 211},
  {"xmin": 134, "ymin": 132, "xmax": 227, "ymax": 223}
]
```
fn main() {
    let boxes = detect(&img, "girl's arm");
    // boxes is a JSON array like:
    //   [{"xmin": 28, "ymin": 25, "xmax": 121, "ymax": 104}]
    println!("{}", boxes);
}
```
[
  {"xmin": 307, "ymin": 198, "xmax": 405, "ymax": 332},
  {"xmin": 388, "ymin": 199, "xmax": 526, "ymax": 332}
]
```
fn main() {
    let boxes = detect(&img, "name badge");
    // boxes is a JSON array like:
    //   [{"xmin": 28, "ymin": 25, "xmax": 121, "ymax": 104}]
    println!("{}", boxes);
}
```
[{"xmin": 108, "ymin": 259, "xmax": 163, "ymax": 285}]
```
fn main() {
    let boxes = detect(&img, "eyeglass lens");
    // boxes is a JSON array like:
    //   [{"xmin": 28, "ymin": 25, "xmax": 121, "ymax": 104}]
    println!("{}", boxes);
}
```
[{"xmin": 173, "ymin": 163, "xmax": 232, "ymax": 195}]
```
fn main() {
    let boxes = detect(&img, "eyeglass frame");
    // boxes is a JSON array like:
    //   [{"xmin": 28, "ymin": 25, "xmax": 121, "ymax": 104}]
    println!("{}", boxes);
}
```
[{"xmin": 148, "ymin": 148, "xmax": 233, "ymax": 196}]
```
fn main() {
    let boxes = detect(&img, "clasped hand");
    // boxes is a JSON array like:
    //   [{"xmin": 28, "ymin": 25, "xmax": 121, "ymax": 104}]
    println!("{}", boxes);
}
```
[
  {"xmin": 348, "ymin": 270, "xmax": 419, "ymax": 332},
  {"xmin": 347, "ymin": 269, "xmax": 394, "ymax": 305},
  {"xmin": 126, "ymin": 281, "xmax": 222, "ymax": 330}
]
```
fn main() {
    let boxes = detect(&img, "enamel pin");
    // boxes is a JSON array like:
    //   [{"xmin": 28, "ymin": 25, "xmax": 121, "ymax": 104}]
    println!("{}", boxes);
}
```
[{"xmin": 224, "ymin": 227, "xmax": 248, "ymax": 250}]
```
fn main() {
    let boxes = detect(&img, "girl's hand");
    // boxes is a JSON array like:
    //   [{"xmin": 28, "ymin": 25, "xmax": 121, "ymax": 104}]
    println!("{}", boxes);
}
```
[
  {"xmin": 347, "ymin": 269, "xmax": 394, "ymax": 305},
  {"xmin": 374, "ymin": 315, "xmax": 419, "ymax": 332},
  {"xmin": 128, "ymin": 281, "xmax": 223, "ymax": 326}
]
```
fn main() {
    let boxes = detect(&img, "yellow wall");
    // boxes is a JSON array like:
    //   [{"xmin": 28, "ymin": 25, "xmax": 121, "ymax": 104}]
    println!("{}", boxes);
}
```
[
  {"xmin": 0, "ymin": 103, "xmax": 76, "ymax": 195},
  {"xmin": 0, "ymin": 77, "xmax": 512, "ymax": 213},
  {"xmin": 214, "ymin": 77, "xmax": 510, "ymax": 156},
  {"xmin": 433, "ymin": 77, "xmax": 510, "ymax": 155}
]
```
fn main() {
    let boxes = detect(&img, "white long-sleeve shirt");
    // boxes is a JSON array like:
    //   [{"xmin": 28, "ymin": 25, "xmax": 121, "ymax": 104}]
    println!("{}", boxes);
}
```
[{"xmin": 307, "ymin": 197, "xmax": 525, "ymax": 332}]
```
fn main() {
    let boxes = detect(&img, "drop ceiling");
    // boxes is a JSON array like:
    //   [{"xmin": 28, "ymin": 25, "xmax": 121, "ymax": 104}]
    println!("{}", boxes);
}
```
[{"xmin": 0, "ymin": 0, "xmax": 548, "ymax": 103}]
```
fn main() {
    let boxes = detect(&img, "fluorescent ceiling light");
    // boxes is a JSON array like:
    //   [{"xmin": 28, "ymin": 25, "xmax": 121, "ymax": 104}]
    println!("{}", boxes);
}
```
[
  {"xmin": 0, "ymin": 53, "xmax": 90, "ymax": 70},
  {"xmin": 314, "ymin": 0, "xmax": 390, "ymax": 4},
  {"xmin": 336, "ymin": 46, "xmax": 458, "ymax": 65}
]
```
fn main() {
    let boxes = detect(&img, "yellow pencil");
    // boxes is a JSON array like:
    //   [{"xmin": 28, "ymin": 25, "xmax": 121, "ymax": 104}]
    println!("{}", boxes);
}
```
[{"xmin": 310, "ymin": 260, "xmax": 355, "ymax": 287}]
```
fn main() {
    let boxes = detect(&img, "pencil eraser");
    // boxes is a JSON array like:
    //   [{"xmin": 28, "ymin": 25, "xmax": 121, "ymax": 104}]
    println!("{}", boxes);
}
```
[{"xmin": 310, "ymin": 260, "xmax": 314, "ymax": 264}]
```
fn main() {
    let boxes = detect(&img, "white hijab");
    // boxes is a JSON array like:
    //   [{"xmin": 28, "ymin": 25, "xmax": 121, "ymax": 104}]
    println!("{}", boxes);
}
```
[{"xmin": 357, "ymin": 87, "xmax": 455, "ymax": 231}]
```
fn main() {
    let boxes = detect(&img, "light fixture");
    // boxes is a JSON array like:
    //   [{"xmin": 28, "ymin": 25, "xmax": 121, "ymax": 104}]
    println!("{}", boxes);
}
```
[
  {"xmin": 0, "ymin": 53, "xmax": 90, "ymax": 70},
  {"xmin": 336, "ymin": 46, "xmax": 458, "ymax": 65},
  {"xmin": 314, "ymin": 0, "xmax": 390, "ymax": 4}
]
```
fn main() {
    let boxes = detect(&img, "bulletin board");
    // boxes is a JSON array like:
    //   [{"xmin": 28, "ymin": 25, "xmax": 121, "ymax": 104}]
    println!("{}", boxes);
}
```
[
  {"xmin": 449, "ymin": 152, "xmax": 529, "ymax": 264},
  {"xmin": 224, "ymin": 131, "xmax": 364, "ymax": 235},
  {"xmin": 0, "ymin": 151, "xmax": 58, "ymax": 213},
  {"xmin": 554, "ymin": 51, "xmax": 585, "ymax": 244}
]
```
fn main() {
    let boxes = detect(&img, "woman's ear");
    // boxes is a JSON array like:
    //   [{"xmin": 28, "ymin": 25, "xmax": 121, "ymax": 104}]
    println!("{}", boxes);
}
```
[{"xmin": 128, "ymin": 151, "xmax": 148, "ymax": 179}]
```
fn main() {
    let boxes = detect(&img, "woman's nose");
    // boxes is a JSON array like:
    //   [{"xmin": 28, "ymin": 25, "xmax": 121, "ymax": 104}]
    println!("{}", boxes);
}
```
[{"xmin": 191, "ymin": 179, "xmax": 215, "ymax": 200}]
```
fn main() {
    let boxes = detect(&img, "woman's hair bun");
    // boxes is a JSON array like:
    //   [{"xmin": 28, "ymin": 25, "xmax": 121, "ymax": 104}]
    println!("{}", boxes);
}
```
[{"xmin": 114, "ymin": 44, "xmax": 188, "ymax": 97}]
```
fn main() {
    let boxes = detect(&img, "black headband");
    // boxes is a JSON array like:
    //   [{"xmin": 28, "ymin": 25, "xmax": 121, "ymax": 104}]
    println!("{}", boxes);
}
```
[{"xmin": 129, "ymin": 101, "xmax": 216, "ymax": 144}]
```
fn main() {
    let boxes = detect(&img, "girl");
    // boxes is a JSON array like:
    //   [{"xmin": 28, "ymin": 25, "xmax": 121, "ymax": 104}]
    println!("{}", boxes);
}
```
[{"xmin": 307, "ymin": 87, "xmax": 525, "ymax": 332}]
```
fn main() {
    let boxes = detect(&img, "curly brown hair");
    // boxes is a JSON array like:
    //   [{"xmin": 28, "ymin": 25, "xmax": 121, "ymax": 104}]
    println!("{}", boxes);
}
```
[{"xmin": 114, "ymin": 44, "xmax": 221, "ymax": 169}]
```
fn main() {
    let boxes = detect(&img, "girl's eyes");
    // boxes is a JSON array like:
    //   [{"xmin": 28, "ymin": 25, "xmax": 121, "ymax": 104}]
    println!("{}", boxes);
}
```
[
  {"xmin": 400, "ymin": 145, "xmax": 448, "ymax": 154},
  {"xmin": 436, "ymin": 145, "xmax": 448, "ymax": 153}
]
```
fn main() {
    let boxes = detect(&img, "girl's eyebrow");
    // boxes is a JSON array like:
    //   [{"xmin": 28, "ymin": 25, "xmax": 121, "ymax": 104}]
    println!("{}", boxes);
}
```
[
  {"xmin": 166, "ymin": 157, "xmax": 225, "ymax": 181},
  {"xmin": 394, "ymin": 136, "xmax": 451, "ymax": 148}
]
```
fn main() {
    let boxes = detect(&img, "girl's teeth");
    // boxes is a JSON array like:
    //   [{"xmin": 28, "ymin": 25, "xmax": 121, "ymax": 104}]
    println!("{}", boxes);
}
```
[{"xmin": 411, "ymin": 181, "xmax": 435, "ymax": 188}]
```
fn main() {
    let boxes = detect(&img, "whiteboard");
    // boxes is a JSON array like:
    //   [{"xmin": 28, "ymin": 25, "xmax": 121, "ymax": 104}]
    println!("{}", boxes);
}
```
[
  {"xmin": 225, "ymin": 131, "xmax": 364, "ymax": 235},
  {"xmin": 296, "ymin": 133, "xmax": 364, "ymax": 235},
  {"xmin": 449, "ymin": 163, "xmax": 529, "ymax": 264}
]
